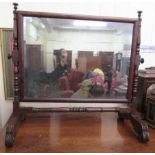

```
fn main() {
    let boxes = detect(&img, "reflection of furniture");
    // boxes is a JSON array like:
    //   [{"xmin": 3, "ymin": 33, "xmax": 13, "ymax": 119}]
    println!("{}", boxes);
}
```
[
  {"xmin": 78, "ymin": 51, "xmax": 93, "ymax": 57},
  {"xmin": 78, "ymin": 56, "xmax": 102, "ymax": 73},
  {"xmin": 77, "ymin": 51, "xmax": 94, "ymax": 71},
  {"xmin": 59, "ymin": 69, "xmax": 84, "ymax": 92},
  {"xmin": 136, "ymin": 70, "xmax": 155, "ymax": 113},
  {"xmin": 99, "ymin": 51, "xmax": 114, "ymax": 72},
  {"xmin": 26, "ymin": 44, "xmax": 43, "ymax": 71}
]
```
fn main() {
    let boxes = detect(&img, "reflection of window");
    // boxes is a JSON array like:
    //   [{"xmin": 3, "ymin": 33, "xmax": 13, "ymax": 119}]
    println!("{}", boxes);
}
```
[
  {"xmin": 116, "ymin": 53, "xmax": 122, "ymax": 60},
  {"xmin": 117, "ymin": 54, "xmax": 121, "ymax": 59},
  {"xmin": 28, "ymin": 24, "xmax": 37, "ymax": 40}
]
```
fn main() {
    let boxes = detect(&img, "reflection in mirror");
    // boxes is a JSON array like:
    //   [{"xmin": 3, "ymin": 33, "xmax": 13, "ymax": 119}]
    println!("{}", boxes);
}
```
[{"xmin": 23, "ymin": 17, "xmax": 133, "ymax": 100}]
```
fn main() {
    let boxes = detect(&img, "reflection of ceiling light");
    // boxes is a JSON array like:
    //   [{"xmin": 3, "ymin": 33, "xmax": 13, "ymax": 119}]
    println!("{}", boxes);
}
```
[{"xmin": 73, "ymin": 21, "xmax": 107, "ymax": 27}]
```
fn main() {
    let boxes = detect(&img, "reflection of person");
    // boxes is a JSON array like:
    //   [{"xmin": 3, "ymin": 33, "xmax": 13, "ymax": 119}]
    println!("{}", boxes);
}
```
[
  {"xmin": 71, "ymin": 68, "xmax": 105, "ymax": 98},
  {"xmin": 59, "ymin": 48, "xmax": 68, "ymax": 67},
  {"xmin": 51, "ymin": 48, "xmax": 69, "ymax": 81},
  {"xmin": 106, "ymin": 65, "xmax": 113, "ymax": 94},
  {"xmin": 116, "ymin": 52, "xmax": 122, "ymax": 71}
]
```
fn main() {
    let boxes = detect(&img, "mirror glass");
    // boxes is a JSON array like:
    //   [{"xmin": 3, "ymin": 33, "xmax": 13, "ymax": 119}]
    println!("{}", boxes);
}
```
[{"xmin": 23, "ymin": 17, "xmax": 133, "ymax": 100}]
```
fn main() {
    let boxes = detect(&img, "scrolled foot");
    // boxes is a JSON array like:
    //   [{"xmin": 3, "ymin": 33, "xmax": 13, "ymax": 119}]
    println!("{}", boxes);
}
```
[
  {"xmin": 5, "ymin": 115, "xmax": 19, "ymax": 147},
  {"xmin": 139, "ymin": 131, "xmax": 149, "ymax": 143},
  {"xmin": 5, "ymin": 133, "xmax": 15, "ymax": 147},
  {"xmin": 130, "ymin": 114, "xmax": 149, "ymax": 143}
]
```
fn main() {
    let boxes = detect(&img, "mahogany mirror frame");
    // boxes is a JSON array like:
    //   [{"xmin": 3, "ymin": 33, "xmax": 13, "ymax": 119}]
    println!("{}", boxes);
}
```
[
  {"xmin": 17, "ymin": 10, "xmax": 138, "ymax": 104},
  {"xmin": 5, "ymin": 3, "xmax": 149, "ymax": 147}
]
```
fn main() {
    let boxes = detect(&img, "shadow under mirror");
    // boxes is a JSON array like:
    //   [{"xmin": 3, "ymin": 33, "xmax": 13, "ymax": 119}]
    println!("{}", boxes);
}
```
[{"xmin": 23, "ymin": 17, "xmax": 133, "ymax": 100}]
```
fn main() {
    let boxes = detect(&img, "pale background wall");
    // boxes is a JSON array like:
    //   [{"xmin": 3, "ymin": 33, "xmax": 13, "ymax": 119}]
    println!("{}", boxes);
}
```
[
  {"xmin": 25, "ymin": 22, "xmax": 132, "ymax": 72},
  {"xmin": 0, "ymin": 0, "xmax": 155, "ymax": 129},
  {"xmin": 46, "ymin": 29, "xmax": 131, "ymax": 71}
]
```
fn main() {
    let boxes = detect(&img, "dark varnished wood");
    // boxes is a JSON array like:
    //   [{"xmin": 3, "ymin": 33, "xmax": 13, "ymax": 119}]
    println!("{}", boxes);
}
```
[
  {"xmin": 5, "ymin": 2, "xmax": 149, "ymax": 147},
  {"xmin": 132, "ymin": 11, "xmax": 142, "ymax": 105},
  {"xmin": 5, "ymin": 3, "xmax": 20, "ymax": 147},
  {"xmin": 17, "ymin": 8, "xmax": 138, "ymax": 103},
  {"xmin": 5, "ymin": 116, "xmax": 19, "ymax": 147},
  {"xmin": 136, "ymin": 76, "xmax": 155, "ymax": 113},
  {"xmin": 18, "ymin": 10, "xmax": 138, "ymax": 23},
  {"xmin": 12, "ymin": 3, "xmax": 20, "ymax": 113},
  {"xmin": 12, "ymin": 106, "xmax": 150, "ymax": 143},
  {"xmin": 146, "ymin": 95, "xmax": 155, "ymax": 128},
  {"xmin": 125, "ymin": 11, "xmax": 149, "ymax": 143},
  {"xmin": 21, "ymin": 107, "xmax": 130, "ymax": 113},
  {"xmin": 21, "ymin": 98, "xmax": 129, "ymax": 103},
  {"xmin": 130, "ymin": 113, "xmax": 149, "ymax": 142},
  {"xmin": 1, "ymin": 112, "xmax": 155, "ymax": 152}
]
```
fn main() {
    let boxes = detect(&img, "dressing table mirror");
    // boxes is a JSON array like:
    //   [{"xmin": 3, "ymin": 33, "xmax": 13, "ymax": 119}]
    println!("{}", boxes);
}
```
[{"xmin": 5, "ymin": 3, "xmax": 149, "ymax": 147}]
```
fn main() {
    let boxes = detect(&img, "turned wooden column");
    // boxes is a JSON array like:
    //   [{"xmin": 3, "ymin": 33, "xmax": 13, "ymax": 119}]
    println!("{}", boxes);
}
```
[
  {"xmin": 132, "ymin": 11, "xmax": 142, "ymax": 105},
  {"xmin": 12, "ymin": 3, "xmax": 20, "ymax": 115}
]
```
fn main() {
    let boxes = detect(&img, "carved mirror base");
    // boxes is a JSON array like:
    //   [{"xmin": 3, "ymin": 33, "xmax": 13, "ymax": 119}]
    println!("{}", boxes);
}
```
[
  {"xmin": 118, "ymin": 109, "xmax": 149, "ymax": 143},
  {"xmin": 5, "ymin": 106, "xmax": 149, "ymax": 147},
  {"xmin": 5, "ymin": 115, "xmax": 19, "ymax": 147}
]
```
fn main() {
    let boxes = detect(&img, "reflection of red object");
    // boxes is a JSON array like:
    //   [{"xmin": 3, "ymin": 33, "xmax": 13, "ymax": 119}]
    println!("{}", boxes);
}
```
[
  {"xmin": 59, "ymin": 69, "xmax": 84, "ymax": 94},
  {"xmin": 10, "ymin": 37, "xmax": 13, "ymax": 55},
  {"xmin": 90, "ymin": 76, "xmax": 105, "ymax": 87}
]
